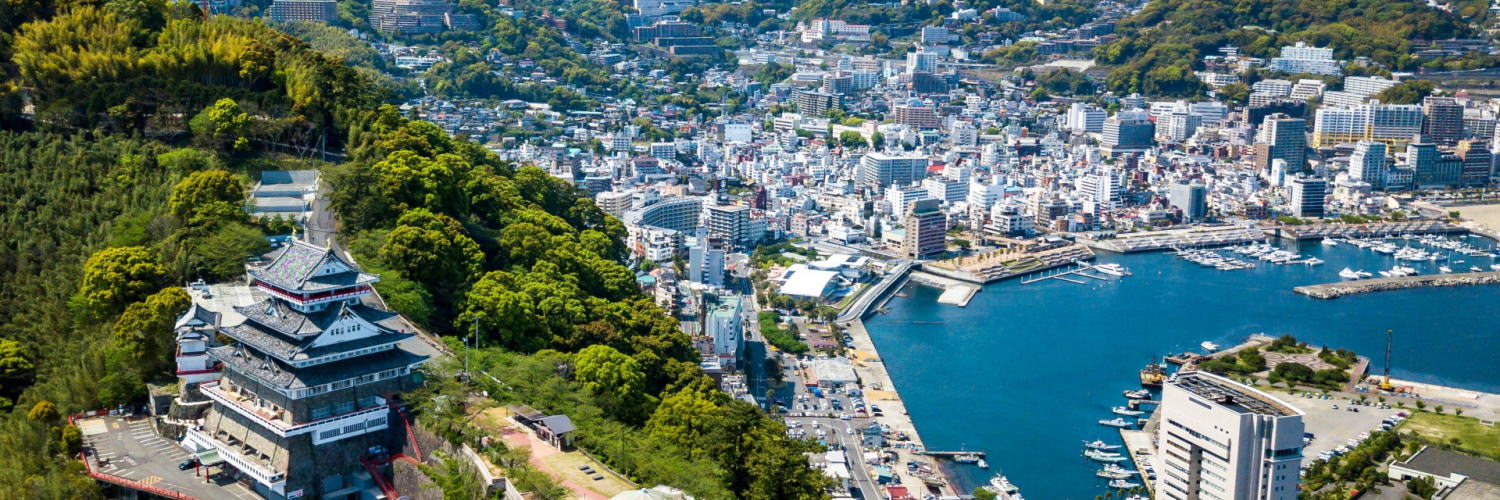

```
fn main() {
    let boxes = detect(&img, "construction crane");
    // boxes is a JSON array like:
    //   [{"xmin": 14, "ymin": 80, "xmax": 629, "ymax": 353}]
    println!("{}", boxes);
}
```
[{"xmin": 1380, "ymin": 329, "xmax": 1394, "ymax": 390}]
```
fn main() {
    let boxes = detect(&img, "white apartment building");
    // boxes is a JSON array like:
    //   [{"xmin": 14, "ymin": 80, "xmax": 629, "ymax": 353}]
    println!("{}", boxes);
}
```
[
  {"xmin": 1269, "ymin": 42, "xmax": 1341, "ymax": 75},
  {"xmin": 1067, "ymin": 103, "xmax": 1107, "ymax": 133},
  {"xmin": 1312, "ymin": 103, "xmax": 1423, "ymax": 147},
  {"xmin": 1157, "ymin": 371, "xmax": 1305, "ymax": 500}
]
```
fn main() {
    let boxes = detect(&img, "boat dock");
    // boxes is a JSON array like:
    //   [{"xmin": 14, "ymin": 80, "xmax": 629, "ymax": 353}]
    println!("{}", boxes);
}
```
[
  {"xmin": 1293, "ymin": 271, "xmax": 1500, "ymax": 299},
  {"xmin": 919, "ymin": 450, "xmax": 987, "ymax": 458},
  {"xmin": 1118, "ymin": 429, "xmax": 1156, "ymax": 497},
  {"xmin": 1020, "ymin": 263, "xmax": 1110, "ymax": 285},
  {"xmin": 910, "ymin": 271, "xmax": 981, "ymax": 307},
  {"xmin": 1078, "ymin": 225, "xmax": 1266, "ymax": 253},
  {"xmin": 1273, "ymin": 220, "xmax": 1467, "ymax": 241}
]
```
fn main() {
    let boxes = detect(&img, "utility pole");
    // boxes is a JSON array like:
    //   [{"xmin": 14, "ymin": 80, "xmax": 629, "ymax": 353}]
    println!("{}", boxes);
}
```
[
  {"xmin": 1380, "ymin": 329, "xmax": 1393, "ymax": 390},
  {"xmin": 466, "ymin": 317, "xmax": 476, "ymax": 381}
]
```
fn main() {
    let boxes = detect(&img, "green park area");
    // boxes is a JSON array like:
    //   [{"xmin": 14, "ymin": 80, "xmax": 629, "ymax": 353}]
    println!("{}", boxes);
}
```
[{"xmin": 1400, "ymin": 411, "xmax": 1500, "ymax": 459}]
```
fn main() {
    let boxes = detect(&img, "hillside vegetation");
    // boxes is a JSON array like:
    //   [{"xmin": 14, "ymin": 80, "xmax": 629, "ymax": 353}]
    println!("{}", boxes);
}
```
[{"xmin": 1094, "ymin": 0, "xmax": 1473, "ymax": 96}]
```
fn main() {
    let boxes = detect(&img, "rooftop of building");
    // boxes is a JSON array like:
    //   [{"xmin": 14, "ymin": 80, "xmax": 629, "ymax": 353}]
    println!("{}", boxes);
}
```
[
  {"xmin": 210, "ymin": 343, "xmax": 426, "ymax": 391},
  {"xmin": 247, "ymin": 240, "xmax": 379, "ymax": 293},
  {"xmin": 1170, "ymin": 371, "xmax": 1300, "ymax": 417},
  {"xmin": 1395, "ymin": 446, "xmax": 1500, "ymax": 486},
  {"xmin": 225, "ymin": 299, "xmax": 410, "ymax": 360}
]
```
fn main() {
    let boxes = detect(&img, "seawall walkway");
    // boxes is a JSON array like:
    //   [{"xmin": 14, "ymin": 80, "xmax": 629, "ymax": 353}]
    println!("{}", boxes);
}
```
[{"xmin": 1294, "ymin": 272, "xmax": 1500, "ymax": 299}]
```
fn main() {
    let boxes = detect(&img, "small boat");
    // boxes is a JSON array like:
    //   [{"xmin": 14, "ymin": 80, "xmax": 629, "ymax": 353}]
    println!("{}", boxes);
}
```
[
  {"xmin": 1122, "ymin": 389, "xmax": 1151, "ymax": 400},
  {"xmin": 1439, "ymin": 266, "xmax": 1452, "ymax": 273},
  {"xmin": 1471, "ymin": 266, "xmax": 1483, "ymax": 272},
  {"xmin": 1339, "ymin": 267, "xmax": 1361, "ymax": 280},
  {"xmin": 1103, "ymin": 464, "xmax": 1138, "ymax": 475},
  {"xmin": 1112, "ymin": 406, "xmax": 1145, "ymax": 416},
  {"xmin": 954, "ymin": 453, "xmax": 981, "ymax": 464},
  {"xmin": 1083, "ymin": 440, "xmax": 1122, "ymax": 451},
  {"xmin": 1084, "ymin": 450, "xmax": 1129, "ymax": 462},
  {"xmin": 1108, "ymin": 479, "xmax": 1142, "ymax": 489},
  {"xmin": 988, "ymin": 474, "xmax": 1019, "ymax": 493},
  {"xmin": 1200, "ymin": 341, "xmax": 1220, "ymax": 352},
  {"xmin": 1303, "ymin": 257, "xmax": 1323, "ymax": 266},
  {"xmin": 1097, "ymin": 469, "xmax": 1132, "ymax": 479},
  {"xmin": 1491, "ymin": 264, "xmax": 1500, "ymax": 272},
  {"xmin": 978, "ymin": 459, "xmax": 988, "ymax": 469},
  {"xmin": 1099, "ymin": 418, "xmax": 1133, "ymax": 428},
  {"xmin": 1321, "ymin": 237, "xmax": 1339, "ymax": 246}
]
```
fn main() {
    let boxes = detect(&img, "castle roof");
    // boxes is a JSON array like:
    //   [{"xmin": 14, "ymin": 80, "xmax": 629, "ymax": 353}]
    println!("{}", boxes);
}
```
[
  {"xmin": 248, "ymin": 240, "xmax": 378, "ymax": 293},
  {"xmin": 224, "ymin": 299, "xmax": 410, "ymax": 362}
]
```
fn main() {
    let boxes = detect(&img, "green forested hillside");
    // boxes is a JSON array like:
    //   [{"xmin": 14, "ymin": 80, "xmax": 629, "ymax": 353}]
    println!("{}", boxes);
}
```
[
  {"xmin": 1095, "ymin": 0, "xmax": 1474, "ymax": 96},
  {"xmin": 0, "ymin": 1, "xmax": 829, "ymax": 498}
]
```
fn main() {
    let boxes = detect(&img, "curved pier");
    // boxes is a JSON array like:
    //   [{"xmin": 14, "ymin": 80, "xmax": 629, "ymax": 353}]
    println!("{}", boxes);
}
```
[{"xmin": 1294, "ymin": 271, "xmax": 1500, "ymax": 299}]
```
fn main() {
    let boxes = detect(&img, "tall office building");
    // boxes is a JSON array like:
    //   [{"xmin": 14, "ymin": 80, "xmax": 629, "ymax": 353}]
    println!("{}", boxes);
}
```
[
  {"xmin": 1349, "ymin": 141, "xmax": 1388, "ymax": 189},
  {"xmin": 182, "ymin": 241, "xmax": 428, "ymax": 499},
  {"xmin": 902, "ymin": 199, "xmax": 946, "ymax": 259},
  {"xmin": 1254, "ymin": 114, "xmax": 1307, "ymax": 174},
  {"xmin": 1422, "ymin": 96, "xmax": 1464, "ymax": 146},
  {"xmin": 1156, "ymin": 371, "xmax": 1305, "ymax": 500},
  {"xmin": 860, "ymin": 152, "xmax": 928, "ymax": 188},
  {"xmin": 893, "ymin": 105, "xmax": 942, "ymax": 130},
  {"xmin": 1287, "ymin": 175, "xmax": 1327, "ymax": 218},
  {"xmin": 1101, "ymin": 111, "xmax": 1155, "ymax": 155},
  {"xmin": 1168, "ymin": 182, "xmax": 1208, "ymax": 220},
  {"xmin": 906, "ymin": 51, "xmax": 939, "ymax": 74}
]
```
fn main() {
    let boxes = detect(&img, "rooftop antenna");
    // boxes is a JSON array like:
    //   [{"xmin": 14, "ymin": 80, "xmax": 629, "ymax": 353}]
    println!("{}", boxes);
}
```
[{"xmin": 1380, "ymin": 329, "xmax": 1393, "ymax": 390}]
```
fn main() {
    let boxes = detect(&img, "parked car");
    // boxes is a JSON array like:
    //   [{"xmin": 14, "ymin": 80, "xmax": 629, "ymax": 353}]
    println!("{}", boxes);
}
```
[{"xmin": 178, "ymin": 458, "xmax": 199, "ymax": 470}]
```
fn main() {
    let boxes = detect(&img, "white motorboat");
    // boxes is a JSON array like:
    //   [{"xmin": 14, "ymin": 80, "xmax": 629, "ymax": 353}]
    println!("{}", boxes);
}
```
[
  {"xmin": 1112, "ymin": 406, "xmax": 1145, "ymax": 416},
  {"xmin": 1084, "ymin": 440, "xmax": 1123, "ymax": 451},
  {"xmin": 1085, "ymin": 450, "xmax": 1130, "ymax": 462},
  {"xmin": 987, "ymin": 474, "xmax": 1019, "ymax": 493},
  {"xmin": 1439, "ymin": 266, "xmax": 1452, "ymax": 273},
  {"xmin": 1108, "ymin": 479, "xmax": 1142, "ymax": 489},
  {"xmin": 1097, "ymin": 469, "xmax": 1132, "ymax": 479},
  {"xmin": 1094, "ymin": 263, "xmax": 1131, "ymax": 277},
  {"xmin": 1103, "ymin": 464, "xmax": 1138, "ymax": 475},
  {"xmin": 1338, "ymin": 267, "xmax": 1362, "ymax": 280},
  {"xmin": 1122, "ymin": 389, "xmax": 1151, "ymax": 399},
  {"xmin": 1201, "ymin": 341, "xmax": 1220, "ymax": 352},
  {"xmin": 1099, "ymin": 418, "xmax": 1133, "ymax": 428},
  {"xmin": 1491, "ymin": 264, "xmax": 1500, "ymax": 272},
  {"xmin": 978, "ymin": 459, "xmax": 988, "ymax": 469},
  {"xmin": 1321, "ymin": 237, "xmax": 1339, "ymax": 246}
]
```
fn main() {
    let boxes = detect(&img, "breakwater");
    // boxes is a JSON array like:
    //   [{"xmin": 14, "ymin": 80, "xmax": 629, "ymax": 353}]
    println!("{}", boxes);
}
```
[{"xmin": 1294, "ymin": 272, "xmax": 1500, "ymax": 299}]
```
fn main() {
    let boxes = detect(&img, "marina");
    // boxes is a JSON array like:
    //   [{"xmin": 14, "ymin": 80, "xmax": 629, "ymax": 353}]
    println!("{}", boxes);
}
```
[{"xmin": 865, "ymin": 234, "xmax": 1500, "ymax": 499}]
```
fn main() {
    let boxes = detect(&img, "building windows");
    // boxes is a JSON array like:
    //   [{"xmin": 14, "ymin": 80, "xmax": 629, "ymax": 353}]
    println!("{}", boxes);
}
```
[
  {"xmin": 319, "ymin": 428, "xmax": 340, "ymax": 440},
  {"xmin": 310, "ymin": 406, "xmax": 331, "ymax": 420}
]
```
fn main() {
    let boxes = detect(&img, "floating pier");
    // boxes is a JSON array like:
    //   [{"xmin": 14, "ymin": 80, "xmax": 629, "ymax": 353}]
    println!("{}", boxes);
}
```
[{"xmin": 1021, "ymin": 264, "xmax": 1106, "ymax": 285}]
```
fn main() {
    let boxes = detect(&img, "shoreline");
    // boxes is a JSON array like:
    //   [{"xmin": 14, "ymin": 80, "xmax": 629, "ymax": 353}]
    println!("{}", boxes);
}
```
[{"xmin": 841, "ymin": 317, "xmax": 958, "ymax": 497}]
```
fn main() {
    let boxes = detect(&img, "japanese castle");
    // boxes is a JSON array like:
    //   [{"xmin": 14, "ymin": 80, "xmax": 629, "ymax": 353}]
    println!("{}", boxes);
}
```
[{"xmin": 178, "ymin": 239, "xmax": 428, "ymax": 499}]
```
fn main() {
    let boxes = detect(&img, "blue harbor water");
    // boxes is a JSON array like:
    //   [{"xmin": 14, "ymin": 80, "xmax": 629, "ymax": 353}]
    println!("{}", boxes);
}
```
[{"xmin": 864, "ymin": 237, "xmax": 1500, "ymax": 500}]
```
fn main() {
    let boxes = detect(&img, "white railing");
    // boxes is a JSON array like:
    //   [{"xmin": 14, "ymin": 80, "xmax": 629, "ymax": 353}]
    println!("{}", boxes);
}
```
[
  {"xmin": 186, "ymin": 427, "xmax": 285, "ymax": 492},
  {"xmin": 200, "ymin": 381, "xmax": 386, "ymax": 438}
]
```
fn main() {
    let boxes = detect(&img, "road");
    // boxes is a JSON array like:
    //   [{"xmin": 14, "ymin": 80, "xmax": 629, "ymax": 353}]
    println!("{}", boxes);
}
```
[{"xmin": 835, "ymin": 260, "xmax": 912, "ymax": 323}]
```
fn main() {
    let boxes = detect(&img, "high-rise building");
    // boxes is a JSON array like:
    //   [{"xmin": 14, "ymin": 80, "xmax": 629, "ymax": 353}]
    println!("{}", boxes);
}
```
[
  {"xmin": 688, "ymin": 245, "xmax": 726, "ymax": 288},
  {"xmin": 1456, "ymin": 140, "xmax": 1494, "ymax": 187},
  {"xmin": 1311, "ymin": 103, "xmax": 1423, "ymax": 147},
  {"xmin": 703, "ymin": 204, "xmax": 752, "ymax": 251},
  {"xmin": 1155, "ymin": 371, "xmax": 1305, "ymax": 500},
  {"xmin": 1168, "ymin": 182, "xmax": 1208, "ymax": 220},
  {"xmin": 860, "ymin": 152, "xmax": 927, "ymax": 188},
  {"xmin": 1254, "ymin": 114, "xmax": 1307, "ymax": 174},
  {"xmin": 1349, "ymin": 141, "xmax": 1388, "ymax": 189},
  {"xmin": 1287, "ymin": 175, "xmax": 1327, "ymax": 218},
  {"xmin": 919, "ymin": 26, "xmax": 951, "ymax": 45},
  {"xmin": 794, "ymin": 89, "xmax": 837, "ymax": 116},
  {"xmin": 1077, "ymin": 169, "xmax": 1125, "ymax": 209},
  {"xmin": 905, "ymin": 51, "xmax": 939, "ymax": 74},
  {"xmin": 950, "ymin": 121, "xmax": 977, "ymax": 147},
  {"xmin": 268, "ymin": 0, "xmax": 337, "ymax": 22},
  {"xmin": 1101, "ymin": 111, "xmax": 1155, "ymax": 155},
  {"xmin": 182, "ymin": 240, "xmax": 428, "ymax": 499},
  {"xmin": 893, "ymin": 105, "xmax": 941, "ymax": 130},
  {"xmin": 902, "ymin": 199, "xmax": 946, "ymax": 259},
  {"xmin": 1422, "ymin": 96, "xmax": 1464, "ymax": 146},
  {"xmin": 1067, "ymin": 103, "xmax": 1107, "ymax": 133},
  {"xmin": 370, "ymin": 0, "xmax": 456, "ymax": 34}
]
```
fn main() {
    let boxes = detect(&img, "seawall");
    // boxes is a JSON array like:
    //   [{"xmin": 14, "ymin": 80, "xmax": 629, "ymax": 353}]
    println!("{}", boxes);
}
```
[{"xmin": 1294, "ymin": 272, "xmax": 1500, "ymax": 299}]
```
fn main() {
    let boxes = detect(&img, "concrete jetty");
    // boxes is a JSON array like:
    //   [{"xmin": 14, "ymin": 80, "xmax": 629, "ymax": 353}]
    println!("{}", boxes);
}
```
[
  {"xmin": 840, "ymin": 319, "xmax": 956, "ymax": 496},
  {"xmin": 1293, "ymin": 271, "xmax": 1500, "ymax": 299},
  {"xmin": 911, "ymin": 271, "xmax": 981, "ymax": 307},
  {"xmin": 1274, "ymin": 220, "xmax": 1466, "ymax": 241}
]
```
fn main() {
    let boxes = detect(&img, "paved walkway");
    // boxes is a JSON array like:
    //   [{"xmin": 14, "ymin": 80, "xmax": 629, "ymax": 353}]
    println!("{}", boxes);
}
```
[{"xmin": 841, "ymin": 319, "xmax": 955, "ymax": 497}]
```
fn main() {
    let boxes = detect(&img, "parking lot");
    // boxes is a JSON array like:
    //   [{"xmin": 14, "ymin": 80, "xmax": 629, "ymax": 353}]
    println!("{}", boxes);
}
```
[
  {"xmin": 77, "ymin": 415, "xmax": 260, "ymax": 500},
  {"xmin": 1276, "ymin": 392, "xmax": 1403, "ymax": 461}
]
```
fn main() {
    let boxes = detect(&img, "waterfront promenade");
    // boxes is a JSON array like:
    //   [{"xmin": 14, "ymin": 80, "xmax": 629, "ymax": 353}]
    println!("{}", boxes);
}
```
[
  {"xmin": 841, "ymin": 318, "xmax": 955, "ymax": 497},
  {"xmin": 1294, "ymin": 271, "xmax": 1500, "ymax": 299}
]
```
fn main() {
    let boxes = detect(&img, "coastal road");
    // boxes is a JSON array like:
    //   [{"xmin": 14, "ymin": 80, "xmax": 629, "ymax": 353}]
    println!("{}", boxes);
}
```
[
  {"xmin": 798, "ymin": 415, "xmax": 881, "ymax": 498},
  {"xmin": 836, "ymin": 260, "xmax": 913, "ymax": 323}
]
